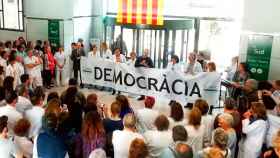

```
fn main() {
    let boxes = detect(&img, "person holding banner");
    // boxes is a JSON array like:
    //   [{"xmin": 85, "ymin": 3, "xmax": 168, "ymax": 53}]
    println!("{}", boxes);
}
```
[
  {"xmin": 185, "ymin": 53, "xmax": 203, "ymax": 75},
  {"xmin": 88, "ymin": 44, "xmax": 100, "ymax": 59},
  {"xmin": 112, "ymin": 48, "xmax": 126, "ymax": 95},
  {"xmin": 135, "ymin": 49, "xmax": 154, "ymax": 100},
  {"xmin": 166, "ymin": 55, "xmax": 180, "ymax": 72},
  {"xmin": 101, "ymin": 42, "xmax": 113, "ymax": 61}
]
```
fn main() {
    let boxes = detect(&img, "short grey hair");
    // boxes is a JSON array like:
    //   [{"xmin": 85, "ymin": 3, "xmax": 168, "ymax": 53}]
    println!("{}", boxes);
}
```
[
  {"xmin": 219, "ymin": 113, "xmax": 234, "ymax": 127},
  {"xmin": 247, "ymin": 79, "xmax": 258, "ymax": 90}
]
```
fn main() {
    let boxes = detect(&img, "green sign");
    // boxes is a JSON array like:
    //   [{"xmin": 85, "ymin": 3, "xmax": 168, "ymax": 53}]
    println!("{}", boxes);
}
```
[
  {"xmin": 48, "ymin": 20, "xmax": 60, "ymax": 48},
  {"xmin": 246, "ymin": 35, "xmax": 273, "ymax": 81}
]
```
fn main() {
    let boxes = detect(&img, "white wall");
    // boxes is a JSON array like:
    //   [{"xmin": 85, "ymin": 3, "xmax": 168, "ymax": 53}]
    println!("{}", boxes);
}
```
[{"xmin": 240, "ymin": 0, "xmax": 280, "ymax": 80}]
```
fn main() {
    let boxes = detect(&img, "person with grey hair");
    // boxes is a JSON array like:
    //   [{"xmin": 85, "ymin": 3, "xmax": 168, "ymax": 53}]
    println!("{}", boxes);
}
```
[
  {"xmin": 217, "ymin": 113, "xmax": 237, "ymax": 158},
  {"xmin": 197, "ymin": 128, "xmax": 231, "ymax": 158},
  {"xmin": 112, "ymin": 113, "xmax": 144, "ymax": 158},
  {"xmin": 184, "ymin": 52, "xmax": 203, "ymax": 75},
  {"xmin": 241, "ymin": 79, "xmax": 259, "ymax": 108},
  {"xmin": 160, "ymin": 125, "xmax": 193, "ymax": 158}
]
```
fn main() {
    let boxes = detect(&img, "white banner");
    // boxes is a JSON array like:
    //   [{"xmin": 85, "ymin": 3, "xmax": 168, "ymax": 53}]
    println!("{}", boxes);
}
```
[{"xmin": 81, "ymin": 57, "xmax": 221, "ymax": 105}]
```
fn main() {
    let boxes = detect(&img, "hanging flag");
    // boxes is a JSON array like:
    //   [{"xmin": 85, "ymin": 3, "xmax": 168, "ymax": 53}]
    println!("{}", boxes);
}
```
[{"xmin": 117, "ymin": 0, "xmax": 164, "ymax": 26}]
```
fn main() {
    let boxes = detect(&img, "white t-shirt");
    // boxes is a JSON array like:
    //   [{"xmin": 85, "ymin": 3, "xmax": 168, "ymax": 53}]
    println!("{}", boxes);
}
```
[
  {"xmin": 143, "ymin": 130, "xmax": 173, "ymax": 157},
  {"xmin": 0, "ymin": 138, "xmax": 20, "ymax": 158},
  {"xmin": 113, "ymin": 54, "xmax": 126, "ymax": 63},
  {"xmin": 25, "ymin": 106, "xmax": 44, "ymax": 138},
  {"xmin": 0, "ymin": 105, "xmax": 23, "ymax": 136},
  {"xmin": 112, "ymin": 130, "xmax": 144, "ymax": 158},
  {"xmin": 54, "ymin": 52, "xmax": 66, "ymax": 70},
  {"xmin": 136, "ymin": 108, "xmax": 159, "ymax": 132},
  {"xmin": 6, "ymin": 63, "xmax": 24, "ymax": 88},
  {"xmin": 15, "ymin": 96, "xmax": 32, "ymax": 114},
  {"xmin": 185, "ymin": 124, "xmax": 206, "ymax": 153},
  {"xmin": 24, "ymin": 56, "xmax": 41, "ymax": 77},
  {"xmin": 0, "ymin": 57, "xmax": 7, "ymax": 75},
  {"xmin": 88, "ymin": 51, "xmax": 100, "ymax": 59},
  {"xmin": 168, "ymin": 117, "xmax": 187, "ymax": 129},
  {"xmin": 13, "ymin": 136, "xmax": 33, "ymax": 158}
]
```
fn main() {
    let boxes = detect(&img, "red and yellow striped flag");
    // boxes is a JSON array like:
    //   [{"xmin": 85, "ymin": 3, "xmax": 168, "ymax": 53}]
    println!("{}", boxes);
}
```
[{"xmin": 117, "ymin": 0, "xmax": 164, "ymax": 26}]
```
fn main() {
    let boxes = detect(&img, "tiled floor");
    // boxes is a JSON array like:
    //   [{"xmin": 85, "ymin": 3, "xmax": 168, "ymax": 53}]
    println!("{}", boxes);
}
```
[{"xmin": 47, "ymin": 86, "xmax": 223, "ymax": 117}]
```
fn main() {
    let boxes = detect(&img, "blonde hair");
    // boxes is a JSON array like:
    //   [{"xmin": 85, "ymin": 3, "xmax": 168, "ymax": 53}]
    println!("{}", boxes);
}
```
[{"xmin": 123, "ymin": 113, "xmax": 136, "ymax": 129}]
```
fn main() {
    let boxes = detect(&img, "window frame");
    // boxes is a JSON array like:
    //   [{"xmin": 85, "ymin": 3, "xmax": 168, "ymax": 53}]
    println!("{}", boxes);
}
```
[{"xmin": 0, "ymin": 0, "xmax": 24, "ymax": 32}]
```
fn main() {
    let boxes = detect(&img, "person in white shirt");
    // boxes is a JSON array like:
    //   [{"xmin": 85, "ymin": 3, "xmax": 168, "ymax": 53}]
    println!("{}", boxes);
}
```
[
  {"xmin": 194, "ymin": 99, "xmax": 214, "ymax": 147},
  {"xmin": 197, "ymin": 128, "xmax": 231, "ymax": 158},
  {"xmin": 168, "ymin": 102, "xmax": 186, "ymax": 129},
  {"xmin": 167, "ymin": 55, "xmax": 181, "ymax": 72},
  {"xmin": 54, "ymin": 47, "xmax": 66, "ymax": 86},
  {"xmin": 225, "ymin": 56, "xmax": 238, "ymax": 81},
  {"xmin": 112, "ymin": 113, "xmax": 144, "ymax": 158},
  {"xmin": 111, "ymin": 48, "xmax": 126, "ymax": 95},
  {"xmin": 0, "ymin": 50, "xmax": 8, "ymax": 77},
  {"xmin": 238, "ymin": 102, "xmax": 268, "ymax": 158},
  {"xmin": 25, "ymin": 89, "xmax": 45, "ymax": 138},
  {"xmin": 6, "ymin": 51, "xmax": 24, "ymax": 88},
  {"xmin": 13, "ymin": 118, "xmax": 33, "ymax": 158},
  {"xmin": 24, "ymin": 49, "xmax": 42, "ymax": 88},
  {"xmin": 0, "ymin": 115, "xmax": 23, "ymax": 158},
  {"xmin": 88, "ymin": 44, "xmax": 100, "ymax": 59},
  {"xmin": 101, "ymin": 42, "xmax": 113, "ymax": 61},
  {"xmin": 184, "ymin": 53, "xmax": 203, "ymax": 75},
  {"xmin": 126, "ymin": 52, "xmax": 137, "ymax": 67},
  {"xmin": 113, "ymin": 48, "xmax": 126, "ymax": 63},
  {"xmin": 144, "ymin": 115, "xmax": 173, "ymax": 157},
  {"xmin": 136, "ymin": 96, "xmax": 159, "ymax": 132},
  {"xmin": 15, "ymin": 86, "xmax": 32, "ymax": 114},
  {"xmin": 0, "ymin": 91, "xmax": 22, "ymax": 136},
  {"xmin": 185, "ymin": 107, "xmax": 206, "ymax": 153}
]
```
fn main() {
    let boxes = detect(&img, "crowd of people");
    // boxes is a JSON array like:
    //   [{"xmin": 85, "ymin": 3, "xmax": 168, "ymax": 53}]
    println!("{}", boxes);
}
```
[{"xmin": 0, "ymin": 37, "xmax": 279, "ymax": 158}]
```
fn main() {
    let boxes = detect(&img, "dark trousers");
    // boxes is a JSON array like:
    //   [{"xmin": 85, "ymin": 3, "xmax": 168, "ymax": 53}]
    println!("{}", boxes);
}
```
[
  {"xmin": 74, "ymin": 69, "xmax": 83, "ymax": 85},
  {"xmin": 44, "ymin": 70, "xmax": 52, "ymax": 86}
]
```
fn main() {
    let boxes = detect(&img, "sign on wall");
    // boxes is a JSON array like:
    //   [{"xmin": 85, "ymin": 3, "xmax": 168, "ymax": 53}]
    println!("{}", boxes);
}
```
[
  {"xmin": 48, "ymin": 20, "xmax": 60, "ymax": 48},
  {"xmin": 246, "ymin": 35, "xmax": 273, "ymax": 81}
]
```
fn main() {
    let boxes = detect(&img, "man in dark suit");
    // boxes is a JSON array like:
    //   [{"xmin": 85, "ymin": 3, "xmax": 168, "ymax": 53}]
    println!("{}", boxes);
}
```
[
  {"xmin": 71, "ymin": 42, "xmax": 85, "ymax": 87},
  {"xmin": 135, "ymin": 49, "xmax": 154, "ymax": 100}
]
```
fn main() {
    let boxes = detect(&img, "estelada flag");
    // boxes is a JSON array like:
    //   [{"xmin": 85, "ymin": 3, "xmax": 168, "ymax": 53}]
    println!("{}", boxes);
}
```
[{"xmin": 117, "ymin": 0, "xmax": 164, "ymax": 26}]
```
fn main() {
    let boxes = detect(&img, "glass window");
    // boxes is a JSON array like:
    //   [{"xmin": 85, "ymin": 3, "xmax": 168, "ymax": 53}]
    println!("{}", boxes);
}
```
[{"xmin": 0, "ymin": 0, "xmax": 23, "ymax": 31}]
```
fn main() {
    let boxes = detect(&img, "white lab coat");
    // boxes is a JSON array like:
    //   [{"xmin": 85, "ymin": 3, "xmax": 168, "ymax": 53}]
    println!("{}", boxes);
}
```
[
  {"xmin": 6, "ymin": 63, "xmax": 24, "ymax": 88},
  {"xmin": 166, "ymin": 62, "xmax": 181, "ymax": 72},
  {"xmin": 184, "ymin": 61, "xmax": 203, "ymax": 75},
  {"xmin": 266, "ymin": 114, "xmax": 280, "ymax": 147},
  {"xmin": 238, "ymin": 118, "xmax": 267, "ymax": 158}
]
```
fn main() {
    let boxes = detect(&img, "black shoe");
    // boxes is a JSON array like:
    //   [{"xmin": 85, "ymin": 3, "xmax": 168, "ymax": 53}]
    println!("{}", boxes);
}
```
[
  {"xmin": 137, "ymin": 95, "xmax": 145, "ymax": 101},
  {"xmin": 112, "ymin": 90, "xmax": 116, "ymax": 95},
  {"xmin": 80, "ymin": 83, "xmax": 84, "ymax": 88}
]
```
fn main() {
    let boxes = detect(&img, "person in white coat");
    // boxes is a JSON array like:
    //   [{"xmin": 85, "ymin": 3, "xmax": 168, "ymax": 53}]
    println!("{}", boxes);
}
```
[
  {"xmin": 101, "ymin": 42, "xmax": 113, "ymax": 61},
  {"xmin": 185, "ymin": 53, "xmax": 203, "ymax": 75},
  {"xmin": 54, "ymin": 47, "xmax": 66, "ymax": 86},
  {"xmin": 143, "ymin": 115, "xmax": 173, "ymax": 157},
  {"xmin": 88, "ymin": 44, "xmax": 100, "ymax": 59},
  {"xmin": 24, "ymin": 49, "xmax": 43, "ymax": 88},
  {"xmin": 238, "ymin": 102, "xmax": 268, "ymax": 158},
  {"xmin": 126, "ymin": 52, "xmax": 137, "ymax": 67},
  {"xmin": 167, "ymin": 55, "xmax": 181, "ymax": 72},
  {"xmin": 6, "ymin": 50, "xmax": 24, "ymax": 88}
]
